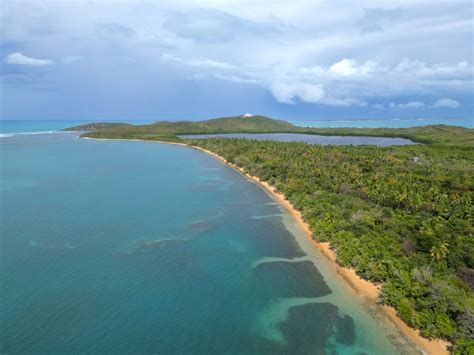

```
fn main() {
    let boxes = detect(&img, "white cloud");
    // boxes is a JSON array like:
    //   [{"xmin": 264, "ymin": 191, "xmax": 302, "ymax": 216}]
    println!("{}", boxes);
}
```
[
  {"xmin": 389, "ymin": 101, "xmax": 426, "ymax": 109},
  {"xmin": 1, "ymin": 0, "xmax": 472, "ymax": 111},
  {"xmin": 176, "ymin": 55, "xmax": 471, "ymax": 107},
  {"xmin": 269, "ymin": 82, "xmax": 325, "ymax": 104},
  {"xmin": 329, "ymin": 59, "xmax": 360, "ymax": 76},
  {"xmin": 371, "ymin": 103, "xmax": 385, "ymax": 109},
  {"xmin": 158, "ymin": 47, "xmax": 473, "ymax": 107},
  {"xmin": 322, "ymin": 97, "xmax": 368, "ymax": 107},
  {"xmin": 432, "ymin": 98, "xmax": 460, "ymax": 108},
  {"xmin": 355, "ymin": 7, "xmax": 402, "ymax": 33},
  {"xmin": 268, "ymin": 81, "xmax": 369, "ymax": 106},
  {"xmin": 328, "ymin": 59, "xmax": 378, "ymax": 77},
  {"xmin": 212, "ymin": 72, "xmax": 258, "ymax": 84},
  {"xmin": 162, "ymin": 8, "xmax": 282, "ymax": 42},
  {"xmin": 394, "ymin": 58, "xmax": 471, "ymax": 79},
  {"xmin": 5, "ymin": 52, "xmax": 54, "ymax": 66},
  {"xmin": 161, "ymin": 54, "xmax": 235, "ymax": 70}
]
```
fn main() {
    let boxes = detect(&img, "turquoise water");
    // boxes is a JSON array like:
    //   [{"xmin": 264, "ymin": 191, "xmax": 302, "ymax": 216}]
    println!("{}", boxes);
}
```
[
  {"xmin": 0, "ymin": 120, "xmax": 153, "ymax": 136},
  {"xmin": 180, "ymin": 133, "xmax": 417, "ymax": 146},
  {"xmin": 0, "ymin": 126, "xmax": 420, "ymax": 353},
  {"xmin": 1, "ymin": 117, "xmax": 471, "ymax": 137}
]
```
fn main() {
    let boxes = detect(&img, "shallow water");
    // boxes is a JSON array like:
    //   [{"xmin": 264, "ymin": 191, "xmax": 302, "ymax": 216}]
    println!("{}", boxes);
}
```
[
  {"xmin": 0, "ymin": 131, "xmax": 420, "ymax": 354},
  {"xmin": 0, "ymin": 120, "xmax": 154, "ymax": 135},
  {"xmin": 179, "ymin": 133, "xmax": 417, "ymax": 146}
]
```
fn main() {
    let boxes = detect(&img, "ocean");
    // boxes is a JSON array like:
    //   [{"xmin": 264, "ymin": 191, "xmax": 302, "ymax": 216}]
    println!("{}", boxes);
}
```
[
  {"xmin": 1, "ymin": 121, "xmax": 422, "ymax": 354},
  {"xmin": 290, "ymin": 117, "xmax": 472, "ymax": 128}
]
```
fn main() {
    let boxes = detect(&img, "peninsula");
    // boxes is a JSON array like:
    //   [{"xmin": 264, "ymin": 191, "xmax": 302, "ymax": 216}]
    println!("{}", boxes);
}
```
[{"xmin": 66, "ymin": 116, "xmax": 474, "ymax": 354}]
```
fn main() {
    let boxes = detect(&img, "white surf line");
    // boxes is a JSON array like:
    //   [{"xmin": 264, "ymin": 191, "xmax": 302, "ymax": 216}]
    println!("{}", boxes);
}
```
[
  {"xmin": 252, "ymin": 255, "xmax": 311, "ymax": 268},
  {"xmin": 0, "ymin": 131, "xmax": 74, "ymax": 138},
  {"xmin": 251, "ymin": 213, "xmax": 284, "ymax": 220}
]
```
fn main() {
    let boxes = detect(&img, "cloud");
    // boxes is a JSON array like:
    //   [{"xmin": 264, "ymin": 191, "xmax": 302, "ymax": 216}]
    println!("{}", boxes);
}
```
[
  {"xmin": 432, "ymin": 98, "xmax": 460, "ymax": 108},
  {"xmin": 328, "ymin": 59, "xmax": 378, "ymax": 77},
  {"xmin": 212, "ymin": 72, "xmax": 258, "ymax": 84},
  {"xmin": 96, "ymin": 23, "xmax": 135, "ymax": 38},
  {"xmin": 163, "ymin": 8, "xmax": 280, "ymax": 42},
  {"xmin": 389, "ymin": 101, "xmax": 426, "ymax": 109},
  {"xmin": 389, "ymin": 98, "xmax": 462, "ymax": 109},
  {"xmin": 5, "ymin": 52, "xmax": 54, "ymax": 66},
  {"xmin": 1, "ymin": 0, "xmax": 472, "ymax": 119},
  {"xmin": 268, "ymin": 81, "xmax": 368, "ymax": 106},
  {"xmin": 321, "ymin": 97, "xmax": 368, "ymax": 107},
  {"xmin": 355, "ymin": 7, "xmax": 402, "ymax": 33},
  {"xmin": 270, "ymin": 82, "xmax": 325, "ymax": 104},
  {"xmin": 170, "ymin": 55, "xmax": 471, "ymax": 107},
  {"xmin": 161, "ymin": 54, "xmax": 235, "ymax": 70},
  {"xmin": 394, "ymin": 59, "xmax": 470, "ymax": 79},
  {"xmin": 371, "ymin": 104, "xmax": 385, "ymax": 109}
]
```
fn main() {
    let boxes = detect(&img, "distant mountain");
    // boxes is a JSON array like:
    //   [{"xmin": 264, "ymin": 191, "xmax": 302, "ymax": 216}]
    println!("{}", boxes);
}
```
[
  {"xmin": 64, "ymin": 122, "xmax": 131, "ymax": 131},
  {"xmin": 147, "ymin": 115, "xmax": 296, "ymax": 134},
  {"xmin": 65, "ymin": 115, "xmax": 297, "ymax": 136},
  {"xmin": 65, "ymin": 116, "xmax": 473, "ymax": 147}
]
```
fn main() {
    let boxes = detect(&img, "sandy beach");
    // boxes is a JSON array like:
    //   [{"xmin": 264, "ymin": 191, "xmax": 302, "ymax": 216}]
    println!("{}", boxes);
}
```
[
  {"xmin": 190, "ymin": 145, "xmax": 451, "ymax": 355},
  {"xmin": 84, "ymin": 136, "xmax": 450, "ymax": 355}
]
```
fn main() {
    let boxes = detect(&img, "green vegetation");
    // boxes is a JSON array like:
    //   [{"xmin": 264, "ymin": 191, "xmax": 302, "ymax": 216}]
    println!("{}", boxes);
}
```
[
  {"xmin": 68, "ymin": 115, "xmax": 473, "ymax": 147},
  {"xmin": 66, "ymin": 116, "xmax": 474, "ymax": 353},
  {"xmin": 190, "ymin": 136, "xmax": 473, "ymax": 350},
  {"xmin": 67, "ymin": 115, "xmax": 294, "ymax": 136},
  {"xmin": 64, "ymin": 122, "xmax": 131, "ymax": 131},
  {"xmin": 298, "ymin": 125, "xmax": 474, "ymax": 147}
]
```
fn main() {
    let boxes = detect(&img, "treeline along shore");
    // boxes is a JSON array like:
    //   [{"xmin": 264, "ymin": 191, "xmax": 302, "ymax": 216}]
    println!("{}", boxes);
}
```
[{"xmin": 66, "ymin": 116, "xmax": 474, "ymax": 354}]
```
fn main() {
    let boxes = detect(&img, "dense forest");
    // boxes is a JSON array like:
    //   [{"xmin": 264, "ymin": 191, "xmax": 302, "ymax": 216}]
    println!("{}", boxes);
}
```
[
  {"xmin": 68, "ymin": 115, "xmax": 473, "ymax": 147},
  {"xmin": 66, "ymin": 115, "xmax": 295, "ymax": 135},
  {"xmin": 68, "ymin": 116, "xmax": 474, "ymax": 353},
  {"xmin": 190, "ymin": 136, "xmax": 473, "ymax": 353}
]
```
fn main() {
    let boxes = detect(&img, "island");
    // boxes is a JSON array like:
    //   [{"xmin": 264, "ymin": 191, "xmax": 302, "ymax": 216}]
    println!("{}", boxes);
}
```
[{"xmin": 66, "ymin": 115, "xmax": 474, "ymax": 354}]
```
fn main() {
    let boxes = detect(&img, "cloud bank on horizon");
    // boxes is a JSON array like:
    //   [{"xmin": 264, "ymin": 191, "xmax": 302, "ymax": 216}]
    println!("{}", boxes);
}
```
[{"xmin": 1, "ymin": 0, "xmax": 473, "ymax": 120}]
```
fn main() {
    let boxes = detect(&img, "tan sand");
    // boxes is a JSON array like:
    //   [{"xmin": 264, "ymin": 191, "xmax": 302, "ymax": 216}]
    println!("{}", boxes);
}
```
[
  {"xmin": 83, "ymin": 136, "xmax": 450, "ymax": 354},
  {"xmin": 191, "ymin": 145, "xmax": 450, "ymax": 355}
]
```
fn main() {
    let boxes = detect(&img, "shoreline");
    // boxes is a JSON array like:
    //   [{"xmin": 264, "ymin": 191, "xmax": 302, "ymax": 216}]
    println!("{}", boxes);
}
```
[
  {"xmin": 191, "ymin": 145, "xmax": 450, "ymax": 355},
  {"xmin": 83, "ymin": 136, "xmax": 450, "ymax": 355}
]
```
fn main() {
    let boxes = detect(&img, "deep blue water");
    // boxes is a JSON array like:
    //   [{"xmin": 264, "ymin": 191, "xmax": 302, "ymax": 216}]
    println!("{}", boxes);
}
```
[
  {"xmin": 180, "ymin": 133, "xmax": 417, "ymax": 146},
  {"xmin": 0, "ymin": 123, "xmax": 420, "ymax": 354}
]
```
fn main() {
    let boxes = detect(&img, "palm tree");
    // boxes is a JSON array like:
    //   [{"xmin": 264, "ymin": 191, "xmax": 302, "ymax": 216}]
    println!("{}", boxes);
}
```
[{"xmin": 429, "ymin": 241, "xmax": 449, "ymax": 267}]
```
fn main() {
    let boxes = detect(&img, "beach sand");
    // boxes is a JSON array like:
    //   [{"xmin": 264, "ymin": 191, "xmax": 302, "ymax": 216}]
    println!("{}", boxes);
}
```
[
  {"xmin": 83, "ymin": 137, "xmax": 450, "ymax": 354},
  {"xmin": 191, "ymin": 145, "xmax": 450, "ymax": 355}
]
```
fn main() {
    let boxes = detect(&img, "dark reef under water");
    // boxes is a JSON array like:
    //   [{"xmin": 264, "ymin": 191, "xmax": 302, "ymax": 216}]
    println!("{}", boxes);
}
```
[{"xmin": 0, "ymin": 132, "xmax": 416, "ymax": 354}]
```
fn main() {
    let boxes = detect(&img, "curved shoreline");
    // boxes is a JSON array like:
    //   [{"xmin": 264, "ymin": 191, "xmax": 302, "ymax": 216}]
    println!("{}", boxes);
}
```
[
  {"xmin": 83, "ymin": 136, "xmax": 450, "ymax": 355},
  {"xmin": 191, "ymin": 145, "xmax": 450, "ymax": 355}
]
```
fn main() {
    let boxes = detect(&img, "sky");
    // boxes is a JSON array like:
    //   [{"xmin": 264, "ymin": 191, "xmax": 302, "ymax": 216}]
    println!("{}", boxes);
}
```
[{"xmin": 0, "ymin": 0, "xmax": 473, "ymax": 122}]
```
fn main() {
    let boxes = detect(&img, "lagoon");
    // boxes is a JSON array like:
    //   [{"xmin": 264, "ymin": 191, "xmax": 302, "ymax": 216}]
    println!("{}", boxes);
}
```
[{"xmin": 180, "ymin": 133, "xmax": 417, "ymax": 146}]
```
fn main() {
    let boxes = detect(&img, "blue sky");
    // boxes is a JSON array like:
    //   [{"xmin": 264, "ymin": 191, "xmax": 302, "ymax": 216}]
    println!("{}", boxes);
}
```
[{"xmin": 0, "ymin": 0, "xmax": 473, "ymax": 121}]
